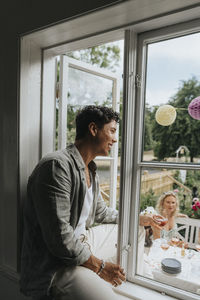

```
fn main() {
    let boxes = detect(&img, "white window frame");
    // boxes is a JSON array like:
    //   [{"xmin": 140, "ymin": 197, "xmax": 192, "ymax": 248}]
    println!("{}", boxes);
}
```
[
  {"xmin": 58, "ymin": 55, "xmax": 120, "ymax": 208},
  {"xmin": 19, "ymin": 2, "xmax": 200, "ymax": 299},
  {"xmin": 122, "ymin": 21, "xmax": 200, "ymax": 300}
]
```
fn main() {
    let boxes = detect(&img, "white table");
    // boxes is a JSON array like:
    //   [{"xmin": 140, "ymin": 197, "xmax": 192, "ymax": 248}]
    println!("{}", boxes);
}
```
[{"xmin": 143, "ymin": 239, "xmax": 200, "ymax": 294}]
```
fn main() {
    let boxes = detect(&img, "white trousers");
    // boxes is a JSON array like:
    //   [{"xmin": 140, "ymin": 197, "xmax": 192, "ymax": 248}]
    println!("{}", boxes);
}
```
[
  {"xmin": 51, "ymin": 224, "xmax": 122, "ymax": 300},
  {"xmin": 85, "ymin": 223, "xmax": 118, "ymax": 263}
]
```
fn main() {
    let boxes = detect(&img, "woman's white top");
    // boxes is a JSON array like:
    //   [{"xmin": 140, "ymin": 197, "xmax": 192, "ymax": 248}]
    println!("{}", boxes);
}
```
[
  {"xmin": 161, "ymin": 224, "xmax": 178, "ymax": 241},
  {"xmin": 74, "ymin": 184, "xmax": 93, "ymax": 238}
]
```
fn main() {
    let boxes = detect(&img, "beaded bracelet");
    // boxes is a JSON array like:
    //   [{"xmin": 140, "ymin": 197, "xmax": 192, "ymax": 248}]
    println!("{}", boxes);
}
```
[{"xmin": 97, "ymin": 260, "xmax": 105, "ymax": 275}]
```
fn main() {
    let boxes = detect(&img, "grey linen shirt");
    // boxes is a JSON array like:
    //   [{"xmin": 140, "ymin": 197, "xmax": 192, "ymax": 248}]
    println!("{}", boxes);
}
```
[{"xmin": 20, "ymin": 144, "xmax": 118, "ymax": 298}]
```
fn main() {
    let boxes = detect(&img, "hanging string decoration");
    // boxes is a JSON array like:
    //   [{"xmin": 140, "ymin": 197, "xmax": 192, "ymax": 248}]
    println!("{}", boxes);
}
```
[
  {"xmin": 155, "ymin": 105, "xmax": 177, "ymax": 126},
  {"xmin": 188, "ymin": 96, "xmax": 200, "ymax": 120}
]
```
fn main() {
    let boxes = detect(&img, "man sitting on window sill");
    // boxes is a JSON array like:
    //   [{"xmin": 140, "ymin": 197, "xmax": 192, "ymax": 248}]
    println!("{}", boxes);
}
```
[
  {"xmin": 20, "ymin": 106, "xmax": 126, "ymax": 300},
  {"xmin": 20, "ymin": 105, "xmax": 164, "ymax": 300}
]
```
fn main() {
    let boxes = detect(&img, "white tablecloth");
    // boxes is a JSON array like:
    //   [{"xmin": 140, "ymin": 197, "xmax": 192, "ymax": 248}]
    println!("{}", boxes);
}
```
[{"xmin": 143, "ymin": 239, "xmax": 200, "ymax": 294}]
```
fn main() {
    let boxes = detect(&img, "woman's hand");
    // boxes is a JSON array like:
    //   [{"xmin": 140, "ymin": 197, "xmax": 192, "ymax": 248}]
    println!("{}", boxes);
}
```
[
  {"xmin": 99, "ymin": 262, "xmax": 126, "ymax": 287},
  {"xmin": 177, "ymin": 213, "xmax": 188, "ymax": 218},
  {"xmin": 152, "ymin": 215, "xmax": 168, "ymax": 227}
]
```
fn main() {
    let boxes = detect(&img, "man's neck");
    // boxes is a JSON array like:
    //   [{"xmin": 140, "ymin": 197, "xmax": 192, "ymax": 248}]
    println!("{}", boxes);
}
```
[{"xmin": 74, "ymin": 139, "xmax": 96, "ymax": 167}]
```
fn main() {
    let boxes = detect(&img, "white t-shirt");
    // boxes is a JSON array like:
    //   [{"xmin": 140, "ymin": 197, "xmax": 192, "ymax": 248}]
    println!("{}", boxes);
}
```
[{"xmin": 74, "ymin": 184, "xmax": 93, "ymax": 238}]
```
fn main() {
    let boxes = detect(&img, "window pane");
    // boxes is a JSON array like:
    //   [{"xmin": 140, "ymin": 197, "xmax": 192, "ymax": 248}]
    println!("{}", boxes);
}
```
[
  {"xmin": 55, "ymin": 39, "xmax": 124, "ymax": 210},
  {"xmin": 143, "ymin": 32, "xmax": 200, "ymax": 163},
  {"xmin": 95, "ymin": 159, "xmax": 111, "ymax": 206},
  {"xmin": 68, "ymin": 67, "xmax": 113, "ymax": 107},
  {"xmin": 66, "ymin": 67, "xmax": 113, "ymax": 145},
  {"xmin": 95, "ymin": 158, "xmax": 120, "ymax": 209},
  {"xmin": 137, "ymin": 167, "xmax": 200, "ymax": 295}
]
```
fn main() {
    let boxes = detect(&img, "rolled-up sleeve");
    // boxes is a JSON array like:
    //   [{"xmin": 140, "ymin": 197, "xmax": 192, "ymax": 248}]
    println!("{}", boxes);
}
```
[{"xmin": 30, "ymin": 159, "xmax": 91, "ymax": 266}]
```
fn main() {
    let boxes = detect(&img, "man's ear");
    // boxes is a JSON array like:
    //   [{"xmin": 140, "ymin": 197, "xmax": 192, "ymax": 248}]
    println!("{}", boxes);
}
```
[{"xmin": 88, "ymin": 122, "xmax": 98, "ymax": 136}]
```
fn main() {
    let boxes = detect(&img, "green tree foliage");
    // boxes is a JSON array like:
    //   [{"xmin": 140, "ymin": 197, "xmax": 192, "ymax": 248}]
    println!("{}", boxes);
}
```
[
  {"xmin": 67, "ymin": 44, "xmax": 120, "ymax": 72},
  {"xmin": 152, "ymin": 77, "xmax": 200, "ymax": 161},
  {"xmin": 185, "ymin": 170, "xmax": 200, "ymax": 190},
  {"xmin": 67, "ymin": 104, "xmax": 80, "ymax": 144},
  {"xmin": 140, "ymin": 189, "xmax": 157, "ymax": 212},
  {"xmin": 144, "ymin": 104, "xmax": 154, "ymax": 151}
]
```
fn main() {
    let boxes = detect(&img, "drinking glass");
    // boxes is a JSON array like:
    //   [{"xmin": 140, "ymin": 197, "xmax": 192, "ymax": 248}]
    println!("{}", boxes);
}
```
[
  {"xmin": 170, "ymin": 236, "xmax": 179, "ymax": 256},
  {"xmin": 161, "ymin": 241, "xmax": 170, "ymax": 251},
  {"xmin": 160, "ymin": 239, "xmax": 170, "ymax": 258},
  {"xmin": 171, "ymin": 237, "xmax": 179, "ymax": 246},
  {"xmin": 154, "ymin": 216, "xmax": 168, "ymax": 227}
]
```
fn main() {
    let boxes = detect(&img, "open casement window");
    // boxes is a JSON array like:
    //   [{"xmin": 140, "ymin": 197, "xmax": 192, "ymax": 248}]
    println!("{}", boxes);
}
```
[
  {"xmin": 120, "ymin": 26, "xmax": 200, "ymax": 300},
  {"xmin": 19, "ymin": 3, "xmax": 200, "ymax": 300},
  {"xmin": 57, "ymin": 55, "xmax": 120, "ymax": 209}
]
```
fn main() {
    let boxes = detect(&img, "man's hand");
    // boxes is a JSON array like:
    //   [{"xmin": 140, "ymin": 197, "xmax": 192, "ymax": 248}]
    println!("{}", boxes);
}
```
[
  {"xmin": 82, "ymin": 255, "xmax": 126, "ymax": 287},
  {"xmin": 99, "ymin": 261, "xmax": 126, "ymax": 287},
  {"xmin": 139, "ymin": 214, "xmax": 167, "ymax": 230}
]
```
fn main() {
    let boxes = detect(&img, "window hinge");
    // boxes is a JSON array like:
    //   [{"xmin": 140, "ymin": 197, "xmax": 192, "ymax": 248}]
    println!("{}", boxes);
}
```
[
  {"xmin": 135, "ymin": 74, "xmax": 141, "ymax": 88},
  {"xmin": 122, "ymin": 244, "xmax": 131, "ymax": 252}
]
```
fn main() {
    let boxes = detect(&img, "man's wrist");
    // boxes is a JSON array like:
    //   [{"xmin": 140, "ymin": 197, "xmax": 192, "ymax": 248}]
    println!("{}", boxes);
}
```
[
  {"xmin": 97, "ymin": 259, "xmax": 105, "ymax": 275},
  {"xmin": 82, "ymin": 255, "xmax": 102, "ymax": 273}
]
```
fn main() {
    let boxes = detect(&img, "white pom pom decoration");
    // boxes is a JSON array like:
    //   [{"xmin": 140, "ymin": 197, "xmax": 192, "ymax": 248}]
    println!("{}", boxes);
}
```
[{"xmin": 155, "ymin": 105, "xmax": 177, "ymax": 126}]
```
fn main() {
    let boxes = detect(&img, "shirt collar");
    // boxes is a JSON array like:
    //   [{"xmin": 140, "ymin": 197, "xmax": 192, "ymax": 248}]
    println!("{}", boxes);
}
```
[{"xmin": 66, "ymin": 144, "xmax": 97, "ymax": 175}]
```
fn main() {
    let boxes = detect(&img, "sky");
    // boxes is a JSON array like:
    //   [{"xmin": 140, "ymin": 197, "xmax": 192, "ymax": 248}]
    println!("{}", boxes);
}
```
[
  {"xmin": 143, "ymin": 32, "xmax": 200, "ymax": 107},
  {"xmin": 66, "ymin": 32, "xmax": 200, "ymax": 108},
  {"xmin": 115, "ymin": 33, "xmax": 200, "ymax": 107}
]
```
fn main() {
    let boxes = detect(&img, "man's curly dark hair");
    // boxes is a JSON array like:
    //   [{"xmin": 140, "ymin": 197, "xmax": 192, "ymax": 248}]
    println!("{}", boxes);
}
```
[{"xmin": 75, "ymin": 105, "xmax": 120, "ymax": 140}]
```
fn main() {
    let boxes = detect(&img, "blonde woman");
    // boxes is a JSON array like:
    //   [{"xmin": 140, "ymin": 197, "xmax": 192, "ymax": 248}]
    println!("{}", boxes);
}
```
[{"xmin": 152, "ymin": 191, "xmax": 188, "ymax": 241}]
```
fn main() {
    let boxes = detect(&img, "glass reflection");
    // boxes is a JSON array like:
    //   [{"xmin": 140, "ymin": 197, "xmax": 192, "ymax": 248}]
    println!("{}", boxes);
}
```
[
  {"xmin": 142, "ymin": 32, "xmax": 200, "ymax": 163},
  {"xmin": 137, "ymin": 168, "xmax": 200, "ymax": 294},
  {"xmin": 68, "ymin": 67, "xmax": 113, "ymax": 107}
]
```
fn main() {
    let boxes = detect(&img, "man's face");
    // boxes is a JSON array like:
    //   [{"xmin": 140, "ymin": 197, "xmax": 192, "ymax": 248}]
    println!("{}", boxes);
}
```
[{"xmin": 95, "ymin": 120, "xmax": 117, "ymax": 156}]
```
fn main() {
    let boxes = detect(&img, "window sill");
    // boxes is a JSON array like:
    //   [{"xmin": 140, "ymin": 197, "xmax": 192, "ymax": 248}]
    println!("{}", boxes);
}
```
[{"xmin": 114, "ymin": 282, "xmax": 178, "ymax": 300}]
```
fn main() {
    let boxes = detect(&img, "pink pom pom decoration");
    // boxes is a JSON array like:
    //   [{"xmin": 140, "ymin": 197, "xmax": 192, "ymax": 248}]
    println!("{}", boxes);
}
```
[{"xmin": 188, "ymin": 96, "xmax": 200, "ymax": 120}]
